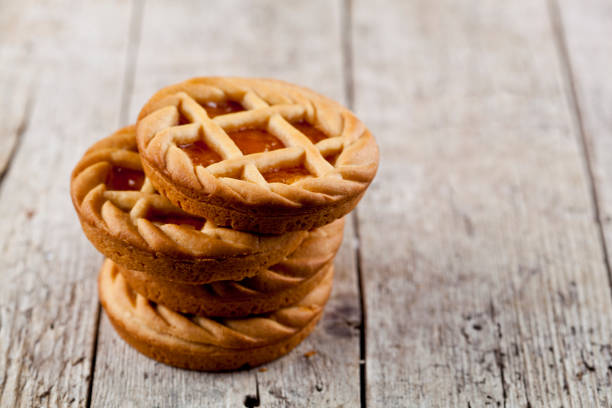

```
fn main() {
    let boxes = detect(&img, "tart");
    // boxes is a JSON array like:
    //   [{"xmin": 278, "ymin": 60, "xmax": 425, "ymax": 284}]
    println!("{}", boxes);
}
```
[
  {"xmin": 136, "ymin": 77, "xmax": 379, "ymax": 234},
  {"xmin": 99, "ymin": 258, "xmax": 332, "ymax": 371},
  {"xmin": 116, "ymin": 217, "xmax": 344, "ymax": 317},
  {"xmin": 71, "ymin": 126, "xmax": 306, "ymax": 283}
]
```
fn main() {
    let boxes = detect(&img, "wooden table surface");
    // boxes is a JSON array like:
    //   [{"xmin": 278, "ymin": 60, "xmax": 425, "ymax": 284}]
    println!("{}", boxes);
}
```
[{"xmin": 2, "ymin": 0, "xmax": 612, "ymax": 406}]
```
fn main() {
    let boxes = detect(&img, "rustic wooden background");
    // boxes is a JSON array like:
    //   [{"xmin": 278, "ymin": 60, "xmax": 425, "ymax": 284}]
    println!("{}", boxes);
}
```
[{"xmin": 2, "ymin": 0, "xmax": 612, "ymax": 406}]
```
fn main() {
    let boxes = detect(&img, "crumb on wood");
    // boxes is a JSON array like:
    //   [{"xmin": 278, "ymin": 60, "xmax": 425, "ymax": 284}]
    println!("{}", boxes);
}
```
[
  {"xmin": 258, "ymin": 367, "xmax": 268, "ymax": 372},
  {"xmin": 304, "ymin": 350, "xmax": 317, "ymax": 358},
  {"xmin": 25, "ymin": 209, "xmax": 36, "ymax": 219}
]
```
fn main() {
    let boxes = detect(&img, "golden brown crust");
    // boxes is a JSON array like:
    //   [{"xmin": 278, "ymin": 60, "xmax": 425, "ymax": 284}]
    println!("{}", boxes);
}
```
[
  {"xmin": 119, "ymin": 263, "xmax": 332, "ymax": 318},
  {"xmin": 105, "ymin": 309, "xmax": 322, "ymax": 372},
  {"xmin": 144, "ymin": 157, "xmax": 364, "ymax": 233},
  {"xmin": 99, "ymin": 258, "xmax": 331, "ymax": 371},
  {"xmin": 136, "ymin": 77, "xmax": 379, "ymax": 233},
  {"xmin": 71, "ymin": 126, "xmax": 307, "ymax": 283},
  {"xmin": 116, "ymin": 218, "xmax": 344, "ymax": 317}
]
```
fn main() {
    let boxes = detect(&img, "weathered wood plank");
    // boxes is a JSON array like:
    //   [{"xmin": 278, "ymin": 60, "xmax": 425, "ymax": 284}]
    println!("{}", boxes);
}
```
[
  {"xmin": 353, "ymin": 0, "xmax": 612, "ymax": 406},
  {"xmin": 556, "ymin": 0, "xmax": 612, "ymax": 276},
  {"xmin": 0, "ymin": 73, "xmax": 31, "ymax": 179},
  {"xmin": 0, "ymin": 1, "xmax": 132, "ymax": 406},
  {"xmin": 91, "ymin": 1, "xmax": 360, "ymax": 407},
  {"xmin": 95, "ymin": 313, "xmax": 258, "ymax": 408},
  {"xmin": 0, "ymin": 1, "xmax": 35, "ymax": 178}
]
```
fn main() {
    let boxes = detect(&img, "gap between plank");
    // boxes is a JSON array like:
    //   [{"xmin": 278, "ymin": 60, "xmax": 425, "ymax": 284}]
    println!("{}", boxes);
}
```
[
  {"xmin": 547, "ymin": 0, "xmax": 612, "ymax": 293},
  {"xmin": 119, "ymin": 0, "xmax": 145, "ymax": 126},
  {"xmin": 85, "ymin": 304, "xmax": 101, "ymax": 408},
  {"xmin": 342, "ymin": 0, "xmax": 355, "ymax": 110},
  {"xmin": 352, "ymin": 211, "xmax": 367, "ymax": 408},
  {"xmin": 548, "ymin": 5, "xmax": 612, "ymax": 403},
  {"xmin": 341, "ymin": 0, "xmax": 367, "ymax": 407},
  {"xmin": 0, "ymin": 91, "xmax": 34, "ymax": 192},
  {"xmin": 86, "ymin": 1, "xmax": 146, "ymax": 405},
  {"xmin": 243, "ymin": 373, "xmax": 261, "ymax": 408}
]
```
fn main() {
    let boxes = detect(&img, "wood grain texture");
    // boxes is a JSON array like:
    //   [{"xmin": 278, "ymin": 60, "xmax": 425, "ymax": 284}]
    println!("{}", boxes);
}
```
[
  {"xmin": 0, "ymin": 1, "xmax": 131, "ymax": 407},
  {"xmin": 4, "ymin": 1, "xmax": 612, "ymax": 406},
  {"xmin": 90, "ymin": 1, "xmax": 361, "ymax": 407},
  {"xmin": 556, "ymin": 0, "xmax": 612, "ymax": 274},
  {"xmin": 0, "ymin": 1, "xmax": 35, "ymax": 178},
  {"xmin": 352, "ymin": 0, "xmax": 612, "ymax": 406}
]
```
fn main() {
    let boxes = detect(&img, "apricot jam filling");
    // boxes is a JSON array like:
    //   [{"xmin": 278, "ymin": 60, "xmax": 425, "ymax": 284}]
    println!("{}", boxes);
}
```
[
  {"xmin": 292, "ymin": 121, "xmax": 328, "ymax": 144},
  {"xmin": 324, "ymin": 152, "xmax": 340, "ymax": 166},
  {"xmin": 177, "ymin": 112, "xmax": 191, "ymax": 125},
  {"xmin": 177, "ymin": 101, "xmax": 244, "ymax": 125},
  {"xmin": 178, "ymin": 141, "xmax": 223, "ymax": 167},
  {"xmin": 228, "ymin": 128, "xmax": 285, "ymax": 155},
  {"xmin": 261, "ymin": 166, "xmax": 310, "ymax": 184},
  {"xmin": 106, "ymin": 167, "xmax": 145, "ymax": 191},
  {"xmin": 148, "ymin": 214, "xmax": 205, "ymax": 229},
  {"xmin": 201, "ymin": 100, "xmax": 245, "ymax": 118}
]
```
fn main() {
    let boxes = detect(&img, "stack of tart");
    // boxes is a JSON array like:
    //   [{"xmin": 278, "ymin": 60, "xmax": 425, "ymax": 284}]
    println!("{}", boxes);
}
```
[{"xmin": 70, "ymin": 77, "xmax": 379, "ymax": 371}]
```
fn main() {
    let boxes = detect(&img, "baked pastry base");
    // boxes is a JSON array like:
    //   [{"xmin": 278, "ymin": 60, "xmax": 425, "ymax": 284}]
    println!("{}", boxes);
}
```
[
  {"xmin": 109, "ymin": 217, "xmax": 343, "ymax": 316},
  {"xmin": 118, "ymin": 260, "xmax": 333, "ymax": 317},
  {"xmin": 106, "ymin": 310, "xmax": 322, "ymax": 372},
  {"xmin": 99, "ymin": 259, "xmax": 331, "ymax": 371},
  {"xmin": 80, "ymin": 217, "xmax": 299, "ymax": 284}
]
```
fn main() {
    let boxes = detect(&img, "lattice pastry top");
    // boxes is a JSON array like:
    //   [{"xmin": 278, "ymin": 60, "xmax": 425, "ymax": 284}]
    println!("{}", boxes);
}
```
[
  {"xmin": 136, "ymin": 77, "xmax": 379, "ymax": 234},
  {"xmin": 71, "ymin": 126, "xmax": 306, "ymax": 283},
  {"xmin": 99, "ymin": 257, "xmax": 332, "ymax": 349}
]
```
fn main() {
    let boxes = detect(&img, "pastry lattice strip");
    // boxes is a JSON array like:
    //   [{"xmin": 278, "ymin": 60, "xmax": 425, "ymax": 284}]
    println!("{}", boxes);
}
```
[
  {"xmin": 71, "ymin": 127, "xmax": 304, "ymax": 258},
  {"xmin": 98, "ymin": 165, "xmax": 256, "ymax": 255},
  {"xmin": 148, "ymin": 90, "xmax": 341, "ymax": 186},
  {"xmin": 138, "ymin": 78, "xmax": 378, "ymax": 208}
]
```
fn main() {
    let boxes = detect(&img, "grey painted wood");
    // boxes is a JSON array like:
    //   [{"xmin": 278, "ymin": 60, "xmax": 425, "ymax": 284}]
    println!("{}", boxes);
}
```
[
  {"xmin": 0, "ymin": 1, "xmax": 131, "ymax": 406},
  {"xmin": 90, "ymin": 1, "xmax": 361, "ymax": 407},
  {"xmin": 352, "ymin": 0, "xmax": 612, "ymax": 406}
]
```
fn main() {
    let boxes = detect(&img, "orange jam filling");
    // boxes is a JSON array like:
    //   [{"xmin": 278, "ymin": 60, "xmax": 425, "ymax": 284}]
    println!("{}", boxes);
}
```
[
  {"xmin": 176, "ymin": 101, "xmax": 244, "ymax": 124},
  {"xmin": 261, "ymin": 166, "xmax": 310, "ymax": 184},
  {"xmin": 178, "ymin": 141, "xmax": 222, "ymax": 167},
  {"xmin": 292, "ymin": 121, "xmax": 328, "ymax": 144},
  {"xmin": 177, "ymin": 112, "xmax": 191, "ymax": 125},
  {"xmin": 105, "ymin": 167, "xmax": 145, "ymax": 191},
  {"xmin": 228, "ymin": 128, "xmax": 285, "ymax": 155},
  {"xmin": 201, "ymin": 100, "xmax": 245, "ymax": 118},
  {"xmin": 148, "ymin": 214, "xmax": 205, "ymax": 229},
  {"xmin": 324, "ymin": 152, "xmax": 340, "ymax": 166}
]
